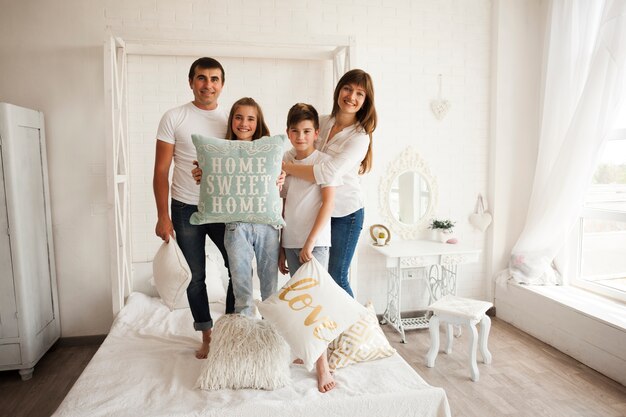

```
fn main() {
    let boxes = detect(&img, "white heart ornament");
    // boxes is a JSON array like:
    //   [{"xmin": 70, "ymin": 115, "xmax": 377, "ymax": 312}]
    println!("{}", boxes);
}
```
[
  {"xmin": 430, "ymin": 99, "xmax": 450, "ymax": 120},
  {"xmin": 469, "ymin": 212, "xmax": 492, "ymax": 232}
]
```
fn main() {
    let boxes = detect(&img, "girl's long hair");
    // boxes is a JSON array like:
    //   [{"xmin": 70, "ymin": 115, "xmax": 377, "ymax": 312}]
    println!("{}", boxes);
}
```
[
  {"xmin": 226, "ymin": 97, "xmax": 270, "ymax": 140},
  {"xmin": 330, "ymin": 69, "xmax": 377, "ymax": 174}
]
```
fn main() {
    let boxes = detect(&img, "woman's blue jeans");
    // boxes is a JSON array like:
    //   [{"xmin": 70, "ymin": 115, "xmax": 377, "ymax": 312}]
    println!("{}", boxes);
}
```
[
  {"xmin": 328, "ymin": 208, "xmax": 364, "ymax": 298},
  {"xmin": 171, "ymin": 199, "xmax": 235, "ymax": 331}
]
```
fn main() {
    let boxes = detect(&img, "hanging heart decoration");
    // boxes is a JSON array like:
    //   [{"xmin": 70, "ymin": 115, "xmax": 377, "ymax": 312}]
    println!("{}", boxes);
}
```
[
  {"xmin": 431, "ymin": 74, "xmax": 451, "ymax": 120},
  {"xmin": 430, "ymin": 99, "xmax": 450, "ymax": 120},
  {"xmin": 469, "ymin": 194, "xmax": 492, "ymax": 232}
]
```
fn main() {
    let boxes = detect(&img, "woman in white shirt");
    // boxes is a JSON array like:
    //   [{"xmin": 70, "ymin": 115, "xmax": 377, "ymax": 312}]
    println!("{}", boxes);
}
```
[{"xmin": 282, "ymin": 69, "xmax": 377, "ymax": 297}]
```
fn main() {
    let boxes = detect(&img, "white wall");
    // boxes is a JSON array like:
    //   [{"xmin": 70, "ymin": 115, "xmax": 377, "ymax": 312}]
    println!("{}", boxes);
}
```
[
  {"xmin": 487, "ymin": 0, "xmax": 546, "ymax": 294},
  {"xmin": 0, "ymin": 0, "xmax": 495, "ymax": 336},
  {"xmin": 0, "ymin": 0, "xmax": 110, "ymax": 336}
]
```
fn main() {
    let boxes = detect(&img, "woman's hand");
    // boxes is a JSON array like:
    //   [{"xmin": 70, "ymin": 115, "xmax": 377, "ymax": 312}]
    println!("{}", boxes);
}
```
[
  {"xmin": 192, "ymin": 160, "xmax": 202, "ymax": 184},
  {"xmin": 278, "ymin": 248, "xmax": 289, "ymax": 275}
]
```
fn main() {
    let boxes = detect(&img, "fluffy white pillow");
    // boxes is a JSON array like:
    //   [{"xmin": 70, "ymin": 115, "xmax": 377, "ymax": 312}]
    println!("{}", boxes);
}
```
[
  {"xmin": 257, "ymin": 257, "xmax": 367, "ymax": 371},
  {"xmin": 328, "ymin": 301, "xmax": 396, "ymax": 370},
  {"xmin": 152, "ymin": 238, "xmax": 191, "ymax": 311},
  {"xmin": 195, "ymin": 314, "xmax": 290, "ymax": 390}
]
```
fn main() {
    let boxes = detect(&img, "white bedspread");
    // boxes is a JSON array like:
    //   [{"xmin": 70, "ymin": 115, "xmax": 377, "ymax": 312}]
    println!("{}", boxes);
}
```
[{"xmin": 53, "ymin": 292, "xmax": 450, "ymax": 417}]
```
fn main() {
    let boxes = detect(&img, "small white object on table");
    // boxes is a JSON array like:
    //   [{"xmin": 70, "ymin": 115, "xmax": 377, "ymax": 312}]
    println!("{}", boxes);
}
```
[{"xmin": 371, "ymin": 239, "xmax": 480, "ymax": 343}]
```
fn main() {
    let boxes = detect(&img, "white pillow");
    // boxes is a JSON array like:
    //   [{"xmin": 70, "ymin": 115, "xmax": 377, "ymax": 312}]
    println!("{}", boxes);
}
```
[
  {"xmin": 207, "ymin": 252, "xmax": 229, "ymax": 303},
  {"xmin": 152, "ymin": 238, "xmax": 191, "ymax": 311},
  {"xmin": 257, "ymin": 257, "xmax": 367, "ymax": 371},
  {"xmin": 195, "ymin": 314, "xmax": 290, "ymax": 390},
  {"xmin": 327, "ymin": 301, "xmax": 396, "ymax": 370},
  {"xmin": 170, "ymin": 253, "xmax": 227, "ymax": 309}
]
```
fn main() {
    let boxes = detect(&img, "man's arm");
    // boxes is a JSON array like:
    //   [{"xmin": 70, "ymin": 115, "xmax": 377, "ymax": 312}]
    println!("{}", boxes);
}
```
[{"xmin": 153, "ymin": 140, "xmax": 175, "ymax": 242}]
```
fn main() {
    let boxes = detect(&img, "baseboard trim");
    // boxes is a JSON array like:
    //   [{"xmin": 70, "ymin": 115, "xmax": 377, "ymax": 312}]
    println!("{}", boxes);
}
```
[{"xmin": 56, "ymin": 335, "xmax": 106, "ymax": 347}]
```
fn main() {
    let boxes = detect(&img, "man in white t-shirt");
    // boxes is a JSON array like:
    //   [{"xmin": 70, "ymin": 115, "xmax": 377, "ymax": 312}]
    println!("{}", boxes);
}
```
[{"xmin": 153, "ymin": 57, "xmax": 233, "ymax": 359}]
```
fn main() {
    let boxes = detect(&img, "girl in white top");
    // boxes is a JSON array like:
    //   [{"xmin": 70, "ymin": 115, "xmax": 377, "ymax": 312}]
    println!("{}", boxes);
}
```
[
  {"xmin": 282, "ymin": 69, "xmax": 378, "ymax": 297},
  {"xmin": 192, "ymin": 98, "xmax": 280, "ymax": 319}
]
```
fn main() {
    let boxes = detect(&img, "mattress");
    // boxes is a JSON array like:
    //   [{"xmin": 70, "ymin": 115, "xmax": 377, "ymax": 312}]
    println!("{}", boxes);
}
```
[{"xmin": 53, "ymin": 292, "xmax": 451, "ymax": 417}]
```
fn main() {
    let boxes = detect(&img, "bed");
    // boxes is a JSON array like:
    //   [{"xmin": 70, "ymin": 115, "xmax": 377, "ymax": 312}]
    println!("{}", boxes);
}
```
[{"xmin": 52, "ymin": 289, "xmax": 451, "ymax": 417}]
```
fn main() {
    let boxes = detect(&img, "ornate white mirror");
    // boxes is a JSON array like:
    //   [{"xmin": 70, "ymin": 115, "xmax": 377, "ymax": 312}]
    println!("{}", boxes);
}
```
[{"xmin": 378, "ymin": 147, "xmax": 438, "ymax": 239}]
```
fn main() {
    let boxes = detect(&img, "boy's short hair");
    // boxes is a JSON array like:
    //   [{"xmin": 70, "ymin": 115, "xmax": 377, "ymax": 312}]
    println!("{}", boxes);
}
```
[
  {"xmin": 286, "ymin": 103, "xmax": 319, "ymax": 130},
  {"xmin": 188, "ymin": 57, "xmax": 225, "ymax": 83}
]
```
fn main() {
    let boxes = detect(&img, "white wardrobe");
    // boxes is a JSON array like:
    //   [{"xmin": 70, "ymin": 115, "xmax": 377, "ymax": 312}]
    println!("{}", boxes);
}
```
[{"xmin": 0, "ymin": 103, "xmax": 60, "ymax": 380}]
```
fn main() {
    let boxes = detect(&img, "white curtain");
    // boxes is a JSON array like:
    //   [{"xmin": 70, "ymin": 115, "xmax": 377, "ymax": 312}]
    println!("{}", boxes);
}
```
[{"xmin": 509, "ymin": 0, "xmax": 626, "ymax": 285}]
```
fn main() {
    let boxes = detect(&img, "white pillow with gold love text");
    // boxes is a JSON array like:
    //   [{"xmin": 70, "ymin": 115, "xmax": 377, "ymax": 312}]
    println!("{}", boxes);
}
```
[{"xmin": 257, "ymin": 257, "xmax": 367, "ymax": 371}]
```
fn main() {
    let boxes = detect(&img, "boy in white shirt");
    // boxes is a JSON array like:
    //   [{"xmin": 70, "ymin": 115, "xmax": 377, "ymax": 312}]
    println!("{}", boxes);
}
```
[{"xmin": 278, "ymin": 103, "xmax": 341, "ymax": 393}]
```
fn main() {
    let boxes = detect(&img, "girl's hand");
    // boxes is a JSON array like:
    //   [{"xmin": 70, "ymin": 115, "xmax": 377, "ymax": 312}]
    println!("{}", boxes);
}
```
[
  {"xmin": 299, "ymin": 241, "xmax": 314, "ymax": 264},
  {"xmin": 192, "ymin": 160, "xmax": 203, "ymax": 184},
  {"xmin": 276, "ymin": 170, "xmax": 286, "ymax": 191},
  {"xmin": 278, "ymin": 248, "xmax": 289, "ymax": 275}
]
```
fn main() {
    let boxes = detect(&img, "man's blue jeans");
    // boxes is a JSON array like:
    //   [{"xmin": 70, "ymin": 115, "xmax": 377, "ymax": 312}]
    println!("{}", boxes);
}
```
[
  {"xmin": 171, "ymin": 199, "xmax": 235, "ymax": 331},
  {"xmin": 328, "ymin": 208, "xmax": 364, "ymax": 298},
  {"xmin": 224, "ymin": 222, "xmax": 279, "ymax": 316}
]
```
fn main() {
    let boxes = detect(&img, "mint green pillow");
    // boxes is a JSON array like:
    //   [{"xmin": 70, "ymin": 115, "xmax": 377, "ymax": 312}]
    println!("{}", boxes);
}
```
[{"xmin": 190, "ymin": 134, "xmax": 287, "ymax": 227}]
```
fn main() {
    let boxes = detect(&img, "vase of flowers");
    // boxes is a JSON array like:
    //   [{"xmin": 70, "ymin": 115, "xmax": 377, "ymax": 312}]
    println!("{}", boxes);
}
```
[{"xmin": 429, "ymin": 218, "xmax": 455, "ymax": 243}]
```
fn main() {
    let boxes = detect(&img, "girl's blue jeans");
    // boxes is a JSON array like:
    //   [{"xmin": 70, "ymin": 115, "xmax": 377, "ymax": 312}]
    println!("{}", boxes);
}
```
[{"xmin": 224, "ymin": 222, "xmax": 279, "ymax": 316}]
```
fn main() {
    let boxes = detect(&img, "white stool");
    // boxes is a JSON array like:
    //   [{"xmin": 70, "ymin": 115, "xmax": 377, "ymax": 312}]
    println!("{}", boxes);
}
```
[{"xmin": 425, "ymin": 295, "xmax": 493, "ymax": 381}]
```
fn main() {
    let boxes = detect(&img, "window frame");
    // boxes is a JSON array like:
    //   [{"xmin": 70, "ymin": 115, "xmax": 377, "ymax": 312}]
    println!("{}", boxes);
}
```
[{"xmin": 570, "ymin": 128, "xmax": 626, "ymax": 303}]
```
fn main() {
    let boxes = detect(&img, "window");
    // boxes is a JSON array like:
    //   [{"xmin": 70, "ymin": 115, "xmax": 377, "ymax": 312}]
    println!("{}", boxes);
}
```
[{"xmin": 573, "ymin": 101, "xmax": 626, "ymax": 302}]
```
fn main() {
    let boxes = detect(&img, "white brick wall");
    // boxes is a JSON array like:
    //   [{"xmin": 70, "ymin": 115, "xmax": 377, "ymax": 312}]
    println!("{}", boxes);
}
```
[{"xmin": 109, "ymin": 0, "xmax": 492, "ymax": 311}]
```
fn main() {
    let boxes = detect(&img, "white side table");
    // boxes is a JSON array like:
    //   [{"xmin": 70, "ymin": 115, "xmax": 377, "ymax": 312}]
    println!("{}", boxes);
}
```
[{"xmin": 371, "ymin": 240, "xmax": 480, "ymax": 343}]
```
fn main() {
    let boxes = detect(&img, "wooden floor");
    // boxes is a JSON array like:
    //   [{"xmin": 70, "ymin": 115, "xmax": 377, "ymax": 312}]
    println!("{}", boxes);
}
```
[
  {"xmin": 0, "ymin": 318, "xmax": 624, "ymax": 417},
  {"xmin": 0, "ymin": 343, "xmax": 99, "ymax": 417},
  {"xmin": 382, "ymin": 317, "xmax": 626, "ymax": 417}
]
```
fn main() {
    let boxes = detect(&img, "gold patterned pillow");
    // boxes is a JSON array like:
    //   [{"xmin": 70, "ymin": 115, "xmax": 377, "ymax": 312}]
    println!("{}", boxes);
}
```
[{"xmin": 327, "ymin": 302, "xmax": 396, "ymax": 370}]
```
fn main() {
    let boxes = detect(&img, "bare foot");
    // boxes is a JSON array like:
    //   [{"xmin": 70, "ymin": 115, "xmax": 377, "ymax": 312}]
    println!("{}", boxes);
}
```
[
  {"xmin": 195, "ymin": 329, "xmax": 211, "ymax": 359},
  {"xmin": 316, "ymin": 354, "xmax": 336, "ymax": 393}
]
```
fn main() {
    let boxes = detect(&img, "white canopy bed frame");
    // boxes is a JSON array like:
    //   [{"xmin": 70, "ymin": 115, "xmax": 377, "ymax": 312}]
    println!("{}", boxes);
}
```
[
  {"xmin": 67, "ymin": 34, "xmax": 452, "ymax": 417},
  {"xmin": 104, "ymin": 34, "xmax": 356, "ymax": 316}
]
